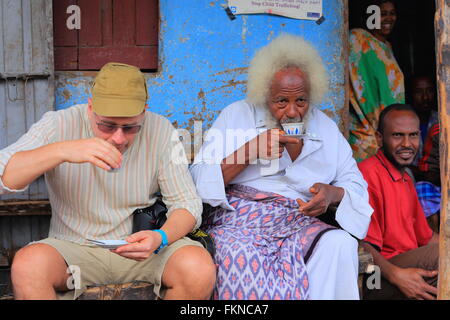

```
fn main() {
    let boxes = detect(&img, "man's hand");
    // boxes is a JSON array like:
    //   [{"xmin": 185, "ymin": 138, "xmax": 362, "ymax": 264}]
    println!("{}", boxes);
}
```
[
  {"xmin": 391, "ymin": 267, "xmax": 438, "ymax": 300},
  {"xmin": 296, "ymin": 183, "xmax": 344, "ymax": 216},
  {"xmin": 254, "ymin": 129, "xmax": 299, "ymax": 160},
  {"xmin": 221, "ymin": 129, "xmax": 299, "ymax": 185},
  {"xmin": 111, "ymin": 230, "xmax": 162, "ymax": 261},
  {"xmin": 58, "ymin": 138, "xmax": 122, "ymax": 171}
]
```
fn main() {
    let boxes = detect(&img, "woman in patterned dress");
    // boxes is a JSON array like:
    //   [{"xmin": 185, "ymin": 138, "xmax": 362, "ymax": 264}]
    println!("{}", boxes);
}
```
[{"xmin": 349, "ymin": 0, "xmax": 405, "ymax": 161}]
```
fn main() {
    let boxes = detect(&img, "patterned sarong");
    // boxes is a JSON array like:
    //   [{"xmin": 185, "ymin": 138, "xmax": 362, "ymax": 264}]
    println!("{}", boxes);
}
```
[{"xmin": 202, "ymin": 184, "xmax": 335, "ymax": 300}]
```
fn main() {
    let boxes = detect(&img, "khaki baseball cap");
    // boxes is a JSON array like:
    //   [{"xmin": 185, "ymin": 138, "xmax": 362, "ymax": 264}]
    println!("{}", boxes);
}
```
[{"xmin": 91, "ymin": 62, "xmax": 148, "ymax": 117}]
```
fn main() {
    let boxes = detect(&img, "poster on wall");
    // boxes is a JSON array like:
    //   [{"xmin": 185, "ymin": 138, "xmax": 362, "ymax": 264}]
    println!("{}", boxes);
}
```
[{"xmin": 227, "ymin": 0, "xmax": 322, "ymax": 21}]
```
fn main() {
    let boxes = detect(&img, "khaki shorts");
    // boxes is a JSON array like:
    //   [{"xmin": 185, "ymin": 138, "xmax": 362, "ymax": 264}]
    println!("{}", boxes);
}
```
[{"xmin": 31, "ymin": 237, "xmax": 202, "ymax": 300}]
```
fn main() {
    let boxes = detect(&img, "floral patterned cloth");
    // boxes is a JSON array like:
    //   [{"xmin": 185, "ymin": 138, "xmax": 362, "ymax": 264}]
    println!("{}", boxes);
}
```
[
  {"xmin": 349, "ymin": 28, "xmax": 405, "ymax": 162},
  {"xmin": 202, "ymin": 184, "xmax": 335, "ymax": 300}
]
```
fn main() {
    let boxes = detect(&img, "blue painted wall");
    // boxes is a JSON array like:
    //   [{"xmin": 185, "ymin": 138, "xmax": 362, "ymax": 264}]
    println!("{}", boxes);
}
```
[{"xmin": 55, "ymin": 0, "xmax": 347, "ymax": 133}]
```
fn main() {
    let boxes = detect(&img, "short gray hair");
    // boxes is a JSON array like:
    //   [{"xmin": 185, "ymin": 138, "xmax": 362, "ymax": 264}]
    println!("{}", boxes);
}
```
[{"xmin": 246, "ymin": 33, "xmax": 329, "ymax": 107}]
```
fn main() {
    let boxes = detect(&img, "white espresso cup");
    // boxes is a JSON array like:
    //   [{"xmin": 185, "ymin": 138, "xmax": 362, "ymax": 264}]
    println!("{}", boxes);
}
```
[{"xmin": 281, "ymin": 122, "xmax": 304, "ymax": 136}]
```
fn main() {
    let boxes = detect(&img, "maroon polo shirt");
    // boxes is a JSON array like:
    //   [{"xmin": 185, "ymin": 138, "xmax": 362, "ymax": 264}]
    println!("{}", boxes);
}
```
[{"xmin": 358, "ymin": 150, "xmax": 433, "ymax": 259}]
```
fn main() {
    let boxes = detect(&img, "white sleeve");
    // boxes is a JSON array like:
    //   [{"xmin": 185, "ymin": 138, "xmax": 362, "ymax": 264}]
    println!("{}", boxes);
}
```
[
  {"xmin": 332, "ymin": 133, "xmax": 374, "ymax": 239},
  {"xmin": 0, "ymin": 111, "xmax": 57, "ymax": 194},
  {"xmin": 189, "ymin": 109, "xmax": 235, "ymax": 211}
]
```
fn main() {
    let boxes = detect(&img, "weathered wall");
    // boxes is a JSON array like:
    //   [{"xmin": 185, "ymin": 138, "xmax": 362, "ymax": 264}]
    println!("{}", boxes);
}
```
[{"xmin": 55, "ymin": 0, "xmax": 348, "ymax": 137}]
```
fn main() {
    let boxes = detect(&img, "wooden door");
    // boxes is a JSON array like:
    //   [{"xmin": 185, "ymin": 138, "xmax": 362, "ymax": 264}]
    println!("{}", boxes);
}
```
[{"xmin": 53, "ymin": 0, "xmax": 159, "ymax": 70}]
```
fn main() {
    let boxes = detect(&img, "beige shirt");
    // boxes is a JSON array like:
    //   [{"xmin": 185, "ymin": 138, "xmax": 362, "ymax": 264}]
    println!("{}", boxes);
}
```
[{"xmin": 0, "ymin": 104, "xmax": 202, "ymax": 244}]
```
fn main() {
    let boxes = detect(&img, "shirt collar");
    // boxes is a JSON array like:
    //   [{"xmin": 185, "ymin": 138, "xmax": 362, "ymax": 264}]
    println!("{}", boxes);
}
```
[
  {"xmin": 251, "ymin": 102, "xmax": 322, "ymax": 141},
  {"xmin": 252, "ymin": 102, "xmax": 267, "ymax": 129},
  {"xmin": 375, "ymin": 150, "xmax": 410, "ymax": 182}
]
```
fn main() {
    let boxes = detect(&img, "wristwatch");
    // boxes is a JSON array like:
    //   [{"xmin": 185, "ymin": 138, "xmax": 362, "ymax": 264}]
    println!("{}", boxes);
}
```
[{"xmin": 153, "ymin": 229, "xmax": 168, "ymax": 254}]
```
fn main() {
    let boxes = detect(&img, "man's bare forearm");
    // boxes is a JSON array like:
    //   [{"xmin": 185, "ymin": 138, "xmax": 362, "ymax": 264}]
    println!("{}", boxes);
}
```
[
  {"xmin": 221, "ymin": 162, "xmax": 250, "ymax": 186},
  {"xmin": 160, "ymin": 209, "xmax": 198, "ymax": 244},
  {"xmin": 2, "ymin": 138, "xmax": 122, "ymax": 191},
  {"xmin": 1, "ymin": 143, "xmax": 65, "ymax": 190},
  {"xmin": 220, "ymin": 141, "xmax": 255, "ymax": 186},
  {"xmin": 361, "ymin": 241, "xmax": 400, "ymax": 284}
]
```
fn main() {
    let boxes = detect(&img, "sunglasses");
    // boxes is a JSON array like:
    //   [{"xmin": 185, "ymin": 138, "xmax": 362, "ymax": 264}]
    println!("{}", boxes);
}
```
[
  {"xmin": 94, "ymin": 114, "xmax": 143, "ymax": 134},
  {"xmin": 96, "ymin": 122, "xmax": 142, "ymax": 134}
]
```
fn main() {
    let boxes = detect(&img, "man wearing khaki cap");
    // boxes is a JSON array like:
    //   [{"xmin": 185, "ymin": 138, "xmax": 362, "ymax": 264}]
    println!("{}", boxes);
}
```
[{"xmin": 0, "ymin": 62, "xmax": 216, "ymax": 300}]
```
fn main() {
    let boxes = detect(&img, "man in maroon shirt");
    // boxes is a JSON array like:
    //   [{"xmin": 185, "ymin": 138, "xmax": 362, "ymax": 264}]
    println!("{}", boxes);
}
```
[{"xmin": 358, "ymin": 104, "xmax": 439, "ymax": 300}]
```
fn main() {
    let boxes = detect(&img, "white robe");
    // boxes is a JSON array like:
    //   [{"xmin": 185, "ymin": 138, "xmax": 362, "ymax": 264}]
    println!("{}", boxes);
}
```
[{"xmin": 190, "ymin": 100, "xmax": 373, "ymax": 299}]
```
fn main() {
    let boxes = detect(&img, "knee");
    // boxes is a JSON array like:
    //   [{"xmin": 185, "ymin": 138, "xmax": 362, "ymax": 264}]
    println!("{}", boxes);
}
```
[
  {"xmin": 178, "ymin": 246, "xmax": 216, "ymax": 286},
  {"xmin": 11, "ymin": 245, "xmax": 39, "ymax": 282},
  {"xmin": 164, "ymin": 246, "xmax": 216, "ymax": 297},
  {"xmin": 11, "ymin": 244, "xmax": 59, "ymax": 285}
]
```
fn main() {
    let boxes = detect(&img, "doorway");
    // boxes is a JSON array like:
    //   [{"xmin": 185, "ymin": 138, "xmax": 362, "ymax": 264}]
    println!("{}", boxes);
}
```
[{"xmin": 349, "ymin": 0, "xmax": 436, "ymax": 96}]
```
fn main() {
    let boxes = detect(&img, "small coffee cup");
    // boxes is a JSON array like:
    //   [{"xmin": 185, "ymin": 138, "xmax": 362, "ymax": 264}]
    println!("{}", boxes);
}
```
[{"xmin": 281, "ymin": 122, "xmax": 304, "ymax": 136}]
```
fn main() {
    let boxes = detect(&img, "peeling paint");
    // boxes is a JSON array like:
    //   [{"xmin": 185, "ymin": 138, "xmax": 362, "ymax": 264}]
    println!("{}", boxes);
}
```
[
  {"xmin": 197, "ymin": 88, "xmax": 205, "ymax": 100},
  {"xmin": 207, "ymin": 79, "xmax": 246, "ymax": 94},
  {"xmin": 242, "ymin": 16, "xmax": 248, "ymax": 44},
  {"xmin": 211, "ymin": 67, "xmax": 248, "ymax": 77},
  {"xmin": 62, "ymin": 89, "xmax": 71, "ymax": 101}
]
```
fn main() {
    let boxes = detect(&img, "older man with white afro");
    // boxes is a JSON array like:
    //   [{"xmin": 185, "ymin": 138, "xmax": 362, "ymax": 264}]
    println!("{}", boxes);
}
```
[{"xmin": 190, "ymin": 34, "xmax": 373, "ymax": 300}]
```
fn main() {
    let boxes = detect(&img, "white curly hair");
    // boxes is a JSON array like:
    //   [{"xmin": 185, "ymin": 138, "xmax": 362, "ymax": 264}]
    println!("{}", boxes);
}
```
[{"xmin": 246, "ymin": 33, "xmax": 329, "ymax": 109}]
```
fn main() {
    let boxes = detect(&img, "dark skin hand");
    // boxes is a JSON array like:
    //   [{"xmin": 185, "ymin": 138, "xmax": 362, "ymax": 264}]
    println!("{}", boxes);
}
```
[
  {"xmin": 392, "ymin": 268, "xmax": 438, "ymax": 300},
  {"xmin": 221, "ymin": 128, "xmax": 299, "ymax": 186},
  {"xmin": 296, "ymin": 183, "xmax": 344, "ymax": 217},
  {"xmin": 361, "ymin": 241, "xmax": 438, "ymax": 300}
]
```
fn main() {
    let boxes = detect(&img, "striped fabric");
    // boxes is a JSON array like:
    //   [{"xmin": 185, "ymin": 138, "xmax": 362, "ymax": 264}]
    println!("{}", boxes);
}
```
[{"xmin": 0, "ymin": 104, "xmax": 202, "ymax": 244}]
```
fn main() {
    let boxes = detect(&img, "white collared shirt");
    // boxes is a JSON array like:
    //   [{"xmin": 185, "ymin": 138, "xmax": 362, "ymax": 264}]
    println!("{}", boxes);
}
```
[{"xmin": 190, "ymin": 99, "xmax": 373, "ymax": 239}]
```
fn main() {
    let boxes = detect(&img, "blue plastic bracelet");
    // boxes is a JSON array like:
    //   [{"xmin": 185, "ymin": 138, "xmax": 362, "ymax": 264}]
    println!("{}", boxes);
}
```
[{"xmin": 153, "ymin": 229, "xmax": 168, "ymax": 254}]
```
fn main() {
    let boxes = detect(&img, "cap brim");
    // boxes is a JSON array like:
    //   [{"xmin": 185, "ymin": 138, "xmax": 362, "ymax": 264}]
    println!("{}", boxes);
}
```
[{"xmin": 92, "ymin": 96, "xmax": 146, "ymax": 117}]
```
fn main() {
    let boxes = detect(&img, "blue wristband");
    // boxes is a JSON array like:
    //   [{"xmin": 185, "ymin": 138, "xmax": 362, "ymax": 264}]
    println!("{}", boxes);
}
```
[{"xmin": 153, "ymin": 229, "xmax": 168, "ymax": 254}]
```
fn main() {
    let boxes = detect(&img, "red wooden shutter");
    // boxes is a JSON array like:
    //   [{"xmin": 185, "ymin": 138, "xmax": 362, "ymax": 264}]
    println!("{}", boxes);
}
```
[
  {"xmin": 53, "ymin": 0, "xmax": 78, "ymax": 70},
  {"xmin": 53, "ymin": 0, "xmax": 158, "ymax": 71}
]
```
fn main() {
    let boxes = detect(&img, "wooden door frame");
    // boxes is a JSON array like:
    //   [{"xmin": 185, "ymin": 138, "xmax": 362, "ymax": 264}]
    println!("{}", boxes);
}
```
[{"xmin": 435, "ymin": 0, "xmax": 449, "ymax": 300}]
